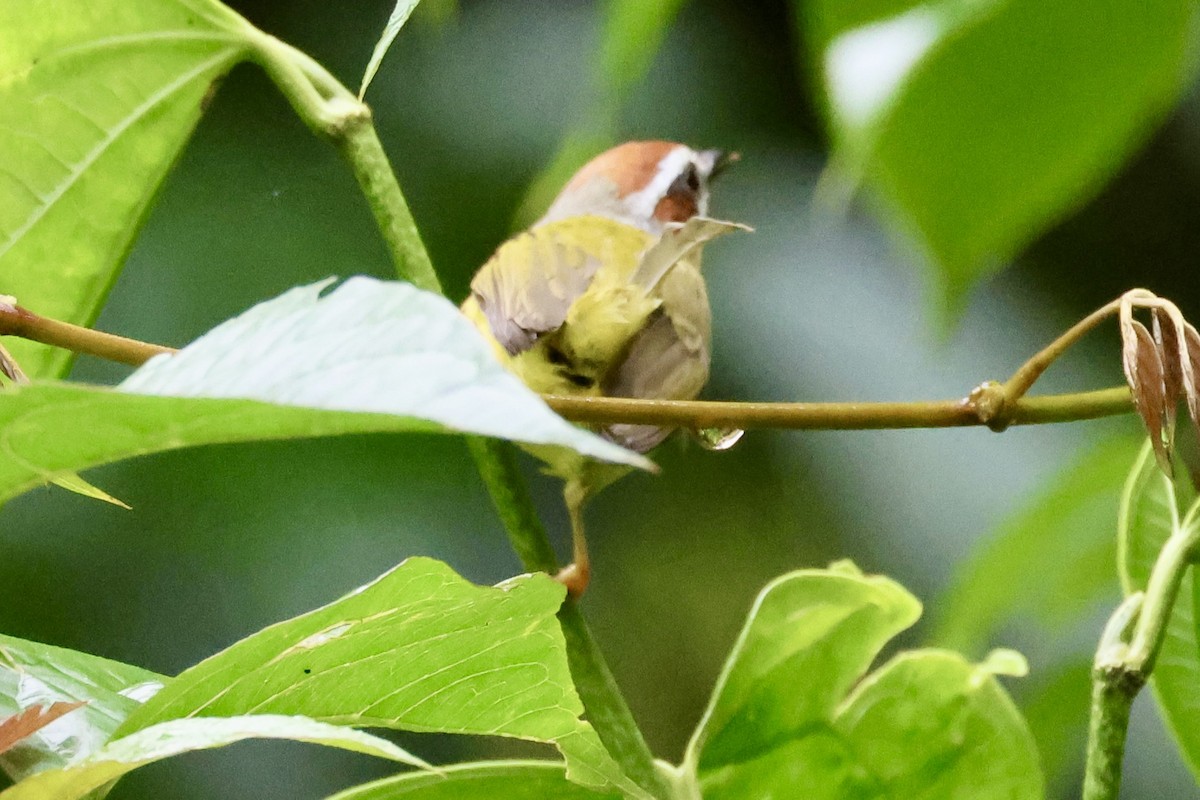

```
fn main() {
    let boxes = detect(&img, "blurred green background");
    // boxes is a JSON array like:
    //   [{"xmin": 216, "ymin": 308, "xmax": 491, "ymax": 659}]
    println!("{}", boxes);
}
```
[{"xmin": 2, "ymin": 0, "xmax": 1197, "ymax": 796}]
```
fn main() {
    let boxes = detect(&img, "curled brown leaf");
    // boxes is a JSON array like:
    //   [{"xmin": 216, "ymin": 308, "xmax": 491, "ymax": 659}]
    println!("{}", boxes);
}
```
[
  {"xmin": 1153, "ymin": 307, "xmax": 1184, "ymax": 442},
  {"xmin": 1123, "ymin": 319, "xmax": 1172, "ymax": 476},
  {"xmin": 1183, "ymin": 322, "xmax": 1200, "ymax": 438}
]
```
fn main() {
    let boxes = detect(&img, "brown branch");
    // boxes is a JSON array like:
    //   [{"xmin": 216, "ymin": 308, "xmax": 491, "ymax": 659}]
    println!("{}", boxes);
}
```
[
  {"xmin": 0, "ymin": 299, "xmax": 1135, "ymax": 431},
  {"xmin": 0, "ymin": 298, "xmax": 175, "ymax": 367},
  {"xmin": 543, "ymin": 387, "xmax": 1133, "ymax": 430}
]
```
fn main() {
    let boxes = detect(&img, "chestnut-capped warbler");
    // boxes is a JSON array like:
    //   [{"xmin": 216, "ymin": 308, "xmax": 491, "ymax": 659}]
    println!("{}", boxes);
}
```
[{"xmin": 462, "ymin": 141, "xmax": 747, "ymax": 595}]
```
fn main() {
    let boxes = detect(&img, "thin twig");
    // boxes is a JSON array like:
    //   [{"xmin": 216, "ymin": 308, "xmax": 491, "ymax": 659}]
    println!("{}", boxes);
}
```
[
  {"xmin": 0, "ymin": 300, "xmax": 174, "ymax": 367},
  {"xmin": 0, "ymin": 300, "xmax": 1135, "ymax": 431}
]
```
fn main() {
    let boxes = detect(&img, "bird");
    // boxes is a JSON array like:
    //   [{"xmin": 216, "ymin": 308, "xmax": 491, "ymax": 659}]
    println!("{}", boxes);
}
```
[{"xmin": 461, "ymin": 140, "xmax": 747, "ymax": 596}]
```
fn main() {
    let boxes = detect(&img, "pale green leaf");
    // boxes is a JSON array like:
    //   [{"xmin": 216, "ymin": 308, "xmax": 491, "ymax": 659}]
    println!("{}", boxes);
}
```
[
  {"xmin": 688, "ymin": 565, "xmax": 1041, "ymax": 799},
  {"xmin": 359, "ymin": 0, "xmax": 422, "ymax": 100},
  {"xmin": 0, "ymin": 279, "xmax": 649, "ymax": 506},
  {"xmin": 0, "ymin": 714, "xmax": 426, "ymax": 800},
  {"xmin": 114, "ymin": 557, "xmax": 646, "ymax": 797},
  {"xmin": 1118, "ymin": 442, "xmax": 1200, "ymax": 780},
  {"xmin": 120, "ymin": 277, "xmax": 648, "ymax": 469},
  {"xmin": 810, "ymin": 0, "xmax": 1197, "ymax": 314},
  {"xmin": 934, "ymin": 435, "xmax": 1139, "ymax": 654},
  {"xmin": 687, "ymin": 561, "xmax": 922, "ymax": 770},
  {"xmin": 325, "ymin": 760, "xmax": 619, "ymax": 799},
  {"xmin": 0, "ymin": 634, "xmax": 164, "ymax": 783},
  {"xmin": 0, "ymin": 0, "xmax": 256, "ymax": 378},
  {"xmin": 830, "ymin": 650, "xmax": 1041, "ymax": 800}
]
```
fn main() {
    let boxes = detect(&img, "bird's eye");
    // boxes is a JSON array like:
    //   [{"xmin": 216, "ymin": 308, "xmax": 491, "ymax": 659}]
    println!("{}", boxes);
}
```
[{"xmin": 670, "ymin": 164, "xmax": 700, "ymax": 196}]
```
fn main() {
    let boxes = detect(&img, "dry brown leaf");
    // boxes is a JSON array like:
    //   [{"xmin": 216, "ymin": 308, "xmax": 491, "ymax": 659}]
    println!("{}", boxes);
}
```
[
  {"xmin": 1153, "ymin": 307, "xmax": 1183, "ymax": 442},
  {"xmin": 1123, "ymin": 319, "xmax": 1172, "ymax": 476},
  {"xmin": 1183, "ymin": 323, "xmax": 1200, "ymax": 437},
  {"xmin": 0, "ymin": 341, "xmax": 28, "ymax": 385},
  {"xmin": 0, "ymin": 701, "xmax": 86, "ymax": 755}
]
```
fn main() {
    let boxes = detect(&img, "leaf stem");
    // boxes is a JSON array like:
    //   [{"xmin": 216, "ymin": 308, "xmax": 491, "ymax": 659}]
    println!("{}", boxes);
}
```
[
  {"xmin": 558, "ymin": 601, "xmax": 668, "ymax": 797},
  {"xmin": 467, "ymin": 437, "xmax": 559, "ymax": 574},
  {"xmin": 249, "ymin": 35, "xmax": 442, "ymax": 295},
  {"xmin": 466, "ymin": 436, "xmax": 667, "ymax": 796},
  {"xmin": 1004, "ymin": 299, "xmax": 1123, "ymax": 400},
  {"xmin": 1083, "ymin": 508, "xmax": 1200, "ymax": 800}
]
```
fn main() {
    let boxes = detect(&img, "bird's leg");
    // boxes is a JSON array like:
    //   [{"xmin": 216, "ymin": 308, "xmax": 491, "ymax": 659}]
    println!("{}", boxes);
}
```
[{"xmin": 554, "ymin": 478, "xmax": 591, "ymax": 597}]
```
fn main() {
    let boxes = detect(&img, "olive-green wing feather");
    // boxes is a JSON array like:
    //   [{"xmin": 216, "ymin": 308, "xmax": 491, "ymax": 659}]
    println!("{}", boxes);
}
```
[{"xmin": 469, "ymin": 230, "xmax": 601, "ymax": 355}]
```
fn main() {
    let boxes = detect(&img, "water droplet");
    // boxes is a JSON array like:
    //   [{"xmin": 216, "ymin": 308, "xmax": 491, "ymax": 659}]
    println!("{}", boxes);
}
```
[{"xmin": 694, "ymin": 427, "xmax": 745, "ymax": 451}]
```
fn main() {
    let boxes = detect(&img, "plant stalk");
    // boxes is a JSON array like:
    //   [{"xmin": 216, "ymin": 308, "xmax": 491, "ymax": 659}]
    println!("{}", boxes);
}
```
[
  {"xmin": 467, "ymin": 435, "xmax": 668, "ymax": 797},
  {"xmin": 1083, "ymin": 506, "xmax": 1200, "ymax": 800},
  {"xmin": 244, "ymin": 42, "xmax": 668, "ymax": 796}
]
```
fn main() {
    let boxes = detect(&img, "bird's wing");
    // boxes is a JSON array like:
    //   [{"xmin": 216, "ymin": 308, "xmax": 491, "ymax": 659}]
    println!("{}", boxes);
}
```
[
  {"xmin": 630, "ymin": 216, "xmax": 751, "ymax": 290},
  {"xmin": 469, "ymin": 229, "xmax": 602, "ymax": 355},
  {"xmin": 602, "ymin": 263, "xmax": 712, "ymax": 453}
]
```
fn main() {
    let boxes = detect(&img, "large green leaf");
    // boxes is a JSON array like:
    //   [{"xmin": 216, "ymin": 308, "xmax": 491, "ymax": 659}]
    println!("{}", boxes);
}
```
[
  {"xmin": 0, "ymin": 0, "xmax": 257, "ymax": 379},
  {"xmin": 0, "ymin": 278, "xmax": 648, "ymax": 506},
  {"xmin": 326, "ymin": 761, "xmax": 619, "ymax": 800},
  {"xmin": 0, "ymin": 635, "xmax": 163, "ymax": 782},
  {"xmin": 1, "ymin": 714, "xmax": 425, "ymax": 800},
  {"xmin": 934, "ymin": 435, "xmax": 1139, "ymax": 654},
  {"xmin": 114, "ymin": 557, "xmax": 645, "ymax": 797},
  {"xmin": 1118, "ymin": 442, "xmax": 1200, "ymax": 780},
  {"xmin": 809, "ymin": 0, "xmax": 1197, "ymax": 313},
  {"xmin": 686, "ymin": 564, "xmax": 1042, "ymax": 799}
]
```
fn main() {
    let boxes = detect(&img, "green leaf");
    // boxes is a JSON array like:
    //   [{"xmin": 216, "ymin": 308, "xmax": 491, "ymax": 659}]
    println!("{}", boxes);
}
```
[
  {"xmin": 0, "ymin": 634, "xmax": 164, "ymax": 782},
  {"xmin": 359, "ymin": 0, "xmax": 423, "ymax": 100},
  {"xmin": 934, "ymin": 435, "xmax": 1139, "ymax": 655},
  {"xmin": 686, "ymin": 562, "xmax": 922, "ymax": 771},
  {"xmin": 1, "ymin": 714, "xmax": 426, "ymax": 800},
  {"xmin": 326, "ymin": 760, "xmax": 619, "ymax": 799},
  {"xmin": 828, "ymin": 649, "xmax": 1040, "ymax": 800},
  {"xmin": 1118, "ymin": 442, "xmax": 1200, "ymax": 780},
  {"xmin": 687, "ymin": 564, "xmax": 1041, "ymax": 799},
  {"xmin": 0, "ymin": 0, "xmax": 256, "ymax": 379},
  {"xmin": 0, "ymin": 279, "xmax": 649, "ymax": 506},
  {"xmin": 812, "ymin": 0, "xmax": 1198, "ymax": 314},
  {"xmin": 114, "ymin": 557, "xmax": 645, "ymax": 797},
  {"xmin": 120, "ymin": 278, "xmax": 647, "ymax": 469}
]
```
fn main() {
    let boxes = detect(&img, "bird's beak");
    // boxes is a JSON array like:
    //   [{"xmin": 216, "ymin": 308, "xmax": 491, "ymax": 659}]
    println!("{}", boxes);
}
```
[{"xmin": 702, "ymin": 149, "xmax": 741, "ymax": 180}]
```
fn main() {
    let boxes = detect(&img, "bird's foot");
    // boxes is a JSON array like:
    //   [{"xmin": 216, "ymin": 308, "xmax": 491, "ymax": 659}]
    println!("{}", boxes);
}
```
[{"xmin": 554, "ymin": 562, "xmax": 590, "ymax": 598}]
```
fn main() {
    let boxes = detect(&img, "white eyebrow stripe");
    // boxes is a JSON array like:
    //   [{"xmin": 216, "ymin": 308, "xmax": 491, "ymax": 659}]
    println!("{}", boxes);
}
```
[{"xmin": 622, "ymin": 146, "xmax": 694, "ymax": 222}]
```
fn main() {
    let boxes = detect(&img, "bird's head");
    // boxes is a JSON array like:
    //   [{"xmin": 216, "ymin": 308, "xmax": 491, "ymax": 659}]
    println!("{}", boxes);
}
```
[{"xmin": 537, "ymin": 140, "xmax": 736, "ymax": 235}]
